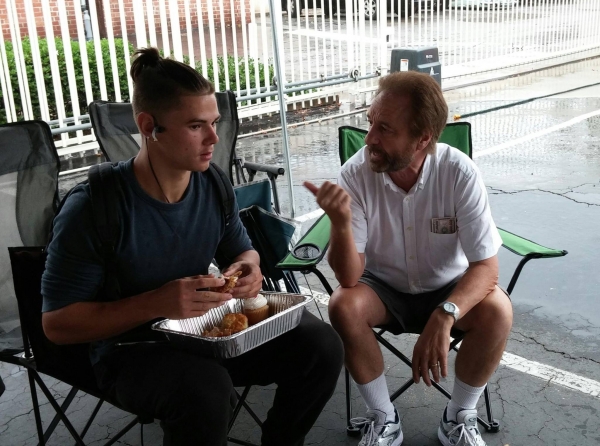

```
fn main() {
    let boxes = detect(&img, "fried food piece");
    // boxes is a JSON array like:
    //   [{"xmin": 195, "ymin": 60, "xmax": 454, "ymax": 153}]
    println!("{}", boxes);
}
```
[
  {"xmin": 221, "ymin": 313, "xmax": 249, "ymax": 332},
  {"xmin": 210, "ymin": 271, "xmax": 242, "ymax": 293},
  {"xmin": 202, "ymin": 313, "xmax": 248, "ymax": 338}
]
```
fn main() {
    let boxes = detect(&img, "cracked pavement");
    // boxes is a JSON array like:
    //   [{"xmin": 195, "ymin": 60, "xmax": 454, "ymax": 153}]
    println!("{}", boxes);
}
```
[{"xmin": 2, "ymin": 61, "xmax": 600, "ymax": 445}]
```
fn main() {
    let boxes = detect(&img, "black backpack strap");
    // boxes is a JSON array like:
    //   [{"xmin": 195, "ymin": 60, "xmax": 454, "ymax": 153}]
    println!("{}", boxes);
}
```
[
  {"xmin": 88, "ymin": 162, "xmax": 122, "ymax": 299},
  {"xmin": 207, "ymin": 163, "xmax": 235, "ymax": 226}
]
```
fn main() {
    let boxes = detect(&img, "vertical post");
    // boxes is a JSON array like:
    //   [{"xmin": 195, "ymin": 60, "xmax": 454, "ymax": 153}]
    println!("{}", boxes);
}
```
[
  {"xmin": 94, "ymin": 0, "xmax": 108, "ymax": 38},
  {"xmin": 266, "ymin": 0, "xmax": 296, "ymax": 217}
]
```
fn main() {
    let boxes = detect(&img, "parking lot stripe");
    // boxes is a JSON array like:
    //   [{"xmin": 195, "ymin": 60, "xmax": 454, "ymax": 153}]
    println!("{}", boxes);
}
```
[
  {"xmin": 298, "ymin": 287, "xmax": 600, "ymax": 398},
  {"xmin": 500, "ymin": 353, "xmax": 600, "ymax": 397},
  {"xmin": 295, "ymin": 208, "xmax": 325, "ymax": 223},
  {"xmin": 474, "ymin": 108, "xmax": 600, "ymax": 159}
]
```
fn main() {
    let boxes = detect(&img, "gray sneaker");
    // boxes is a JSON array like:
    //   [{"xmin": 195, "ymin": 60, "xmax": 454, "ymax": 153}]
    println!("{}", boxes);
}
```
[
  {"xmin": 350, "ymin": 408, "xmax": 403, "ymax": 446},
  {"xmin": 438, "ymin": 407, "xmax": 486, "ymax": 446}
]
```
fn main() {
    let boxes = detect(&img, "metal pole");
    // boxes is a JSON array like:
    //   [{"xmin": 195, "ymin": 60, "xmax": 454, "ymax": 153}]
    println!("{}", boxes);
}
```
[
  {"xmin": 266, "ymin": 0, "xmax": 296, "ymax": 217},
  {"xmin": 81, "ymin": 0, "xmax": 93, "ymax": 41}
]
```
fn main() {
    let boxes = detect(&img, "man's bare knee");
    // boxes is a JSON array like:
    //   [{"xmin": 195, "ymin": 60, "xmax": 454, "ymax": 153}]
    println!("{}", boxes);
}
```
[
  {"xmin": 328, "ymin": 287, "xmax": 366, "ymax": 332},
  {"xmin": 460, "ymin": 286, "xmax": 512, "ymax": 337},
  {"xmin": 328, "ymin": 284, "xmax": 389, "ymax": 334}
]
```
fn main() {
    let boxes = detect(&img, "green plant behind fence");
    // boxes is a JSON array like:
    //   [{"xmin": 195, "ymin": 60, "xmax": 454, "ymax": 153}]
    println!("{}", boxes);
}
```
[{"xmin": 1, "ymin": 38, "xmax": 275, "ymax": 125}]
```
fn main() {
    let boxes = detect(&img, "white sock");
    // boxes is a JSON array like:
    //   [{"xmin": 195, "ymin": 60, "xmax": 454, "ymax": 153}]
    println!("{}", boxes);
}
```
[
  {"xmin": 447, "ymin": 377, "xmax": 486, "ymax": 421},
  {"xmin": 356, "ymin": 373, "xmax": 396, "ymax": 422}
]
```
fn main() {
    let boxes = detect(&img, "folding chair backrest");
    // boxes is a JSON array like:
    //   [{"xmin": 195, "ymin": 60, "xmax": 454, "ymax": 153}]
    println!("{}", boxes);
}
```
[
  {"xmin": 338, "ymin": 126, "xmax": 368, "ymax": 165},
  {"xmin": 88, "ymin": 100, "xmax": 142, "ymax": 162},
  {"xmin": 89, "ymin": 91, "xmax": 239, "ymax": 184},
  {"xmin": 339, "ymin": 122, "xmax": 473, "ymax": 166},
  {"xmin": 213, "ymin": 91, "xmax": 239, "ymax": 183},
  {"xmin": 234, "ymin": 179, "xmax": 273, "ymax": 213},
  {"xmin": 438, "ymin": 122, "xmax": 472, "ymax": 158},
  {"xmin": 0, "ymin": 121, "xmax": 60, "ymax": 351}
]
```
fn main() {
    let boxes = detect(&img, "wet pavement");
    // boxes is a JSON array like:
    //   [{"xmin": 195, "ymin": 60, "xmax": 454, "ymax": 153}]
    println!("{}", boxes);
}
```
[{"xmin": 2, "ymin": 59, "xmax": 600, "ymax": 444}]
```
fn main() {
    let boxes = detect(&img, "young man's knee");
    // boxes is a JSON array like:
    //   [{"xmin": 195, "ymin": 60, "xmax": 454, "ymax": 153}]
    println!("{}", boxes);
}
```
[
  {"xmin": 296, "ymin": 319, "xmax": 344, "ymax": 372},
  {"xmin": 166, "ymin": 376, "xmax": 234, "ymax": 424}
]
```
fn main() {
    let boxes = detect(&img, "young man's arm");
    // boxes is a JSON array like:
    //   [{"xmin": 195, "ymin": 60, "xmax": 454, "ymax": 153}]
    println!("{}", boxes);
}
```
[
  {"xmin": 42, "ymin": 274, "xmax": 231, "ymax": 345},
  {"xmin": 304, "ymin": 181, "xmax": 365, "ymax": 287}
]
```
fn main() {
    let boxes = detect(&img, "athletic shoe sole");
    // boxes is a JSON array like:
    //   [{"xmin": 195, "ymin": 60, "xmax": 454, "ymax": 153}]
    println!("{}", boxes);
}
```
[{"xmin": 437, "ymin": 426, "xmax": 452, "ymax": 446}]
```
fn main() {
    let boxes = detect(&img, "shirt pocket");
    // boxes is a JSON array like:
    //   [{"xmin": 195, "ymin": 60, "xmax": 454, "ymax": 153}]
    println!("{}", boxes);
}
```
[{"xmin": 428, "ymin": 231, "xmax": 460, "ymax": 266}]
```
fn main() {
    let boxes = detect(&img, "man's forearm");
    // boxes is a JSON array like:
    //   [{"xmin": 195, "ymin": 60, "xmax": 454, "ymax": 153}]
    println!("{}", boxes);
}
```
[
  {"xmin": 445, "ymin": 257, "xmax": 499, "ymax": 319},
  {"xmin": 42, "ymin": 292, "xmax": 157, "ymax": 345},
  {"xmin": 328, "ymin": 223, "xmax": 364, "ymax": 287}
]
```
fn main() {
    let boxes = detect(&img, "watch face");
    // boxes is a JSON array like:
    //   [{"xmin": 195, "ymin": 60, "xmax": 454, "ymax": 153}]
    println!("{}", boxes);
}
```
[{"xmin": 443, "ymin": 302, "xmax": 455, "ymax": 313}]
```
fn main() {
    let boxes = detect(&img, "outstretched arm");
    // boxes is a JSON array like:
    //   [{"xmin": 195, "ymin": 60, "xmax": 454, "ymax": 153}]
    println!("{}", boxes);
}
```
[{"xmin": 304, "ymin": 181, "xmax": 365, "ymax": 287}]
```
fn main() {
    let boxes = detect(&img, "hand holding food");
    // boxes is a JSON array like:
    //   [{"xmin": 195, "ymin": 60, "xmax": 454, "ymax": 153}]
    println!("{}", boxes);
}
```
[
  {"xmin": 209, "ymin": 271, "xmax": 242, "ymax": 293},
  {"xmin": 221, "ymin": 261, "xmax": 263, "ymax": 298}
]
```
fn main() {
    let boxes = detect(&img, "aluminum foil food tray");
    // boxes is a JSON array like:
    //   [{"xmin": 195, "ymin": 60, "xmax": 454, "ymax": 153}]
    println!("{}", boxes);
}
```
[{"xmin": 152, "ymin": 292, "xmax": 313, "ymax": 358}]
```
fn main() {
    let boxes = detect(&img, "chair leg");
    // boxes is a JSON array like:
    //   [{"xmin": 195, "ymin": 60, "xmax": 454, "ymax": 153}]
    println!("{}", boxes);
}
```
[
  {"xmin": 227, "ymin": 386, "xmax": 260, "ymax": 446},
  {"xmin": 102, "ymin": 416, "xmax": 140, "ymax": 446},
  {"xmin": 506, "ymin": 255, "xmax": 536, "ymax": 295},
  {"xmin": 42, "ymin": 386, "xmax": 78, "ymax": 444},
  {"xmin": 229, "ymin": 386, "xmax": 251, "ymax": 433},
  {"xmin": 345, "ymin": 368, "xmax": 361, "ymax": 437},
  {"xmin": 481, "ymin": 384, "xmax": 500, "ymax": 432},
  {"xmin": 27, "ymin": 370, "xmax": 45, "ymax": 446},
  {"xmin": 31, "ymin": 372, "xmax": 86, "ymax": 446},
  {"xmin": 79, "ymin": 398, "xmax": 104, "ymax": 441},
  {"xmin": 309, "ymin": 268, "xmax": 335, "ymax": 296}
]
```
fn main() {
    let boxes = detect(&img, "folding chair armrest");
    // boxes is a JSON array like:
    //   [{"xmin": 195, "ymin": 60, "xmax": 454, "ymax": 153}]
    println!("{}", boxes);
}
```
[
  {"xmin": 243, "ymin": 161, "xmax": 285, "ymax": 180},
  {"xmin": 277, "ymin": 214, "xmax": 331, "ymax": 270},
  {"xmin": 241, "ymin": 162, "xmax": 286, "ymax": 213},
  {"xmin": 498, "ymin": 227, "xmax": 567, "ymax": 295},
  {"xmin": 498, "ymin": 227, "xmax": 568, "ymax": 258}
]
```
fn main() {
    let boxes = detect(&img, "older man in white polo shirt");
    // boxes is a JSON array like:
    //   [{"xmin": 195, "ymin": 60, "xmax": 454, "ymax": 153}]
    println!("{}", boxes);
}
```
[{"xmin": 305, "ymin": 72, "xmax": 512, "ymax": 446}]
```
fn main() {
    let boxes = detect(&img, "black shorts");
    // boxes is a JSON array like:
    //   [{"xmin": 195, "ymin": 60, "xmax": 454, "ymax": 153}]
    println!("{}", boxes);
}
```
[{"xmin": 358, "ymin": 270, "xmax": 509, "ymax": 337}]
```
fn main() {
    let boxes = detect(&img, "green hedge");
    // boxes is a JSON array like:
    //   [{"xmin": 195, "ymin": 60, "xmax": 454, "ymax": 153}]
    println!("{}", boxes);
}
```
[{"xmin": 1, "ymin": 37, "xmax": 274, "ymax": 124}]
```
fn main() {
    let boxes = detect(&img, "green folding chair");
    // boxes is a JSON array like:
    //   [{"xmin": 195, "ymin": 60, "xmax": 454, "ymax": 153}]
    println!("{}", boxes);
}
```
[{"xmin": 277, "ymin": 122, "xmax": 567, "ymax": 434}]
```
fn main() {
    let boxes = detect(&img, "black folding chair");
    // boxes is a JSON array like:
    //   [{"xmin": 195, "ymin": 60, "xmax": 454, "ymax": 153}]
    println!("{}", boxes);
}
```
[
  {"xmin": 0, "ymin": 120, "xmax": 152, "ymax": 445},
  {"xmin": 9, "ymin": 246, "xmax": 153, "ymax": 445},
  {"xmin": 0, "ymin": 120, "xmax": 60, "ymax": 383}
]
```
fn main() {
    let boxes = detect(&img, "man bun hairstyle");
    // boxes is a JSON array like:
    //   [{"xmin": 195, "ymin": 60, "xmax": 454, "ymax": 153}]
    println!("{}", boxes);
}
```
[
  {"xmin": 377, "ymin": 71, "xmax": 448, "ymax": 154},
  {"xmin": 130, "ymin": 47, "xmax": 215, "ymax": 117}
]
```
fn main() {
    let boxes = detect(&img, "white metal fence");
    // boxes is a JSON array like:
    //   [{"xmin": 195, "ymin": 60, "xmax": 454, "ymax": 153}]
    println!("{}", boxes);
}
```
[{"xmin": 1, "ymin": 0, "xmax": 599, "ymax": 154}]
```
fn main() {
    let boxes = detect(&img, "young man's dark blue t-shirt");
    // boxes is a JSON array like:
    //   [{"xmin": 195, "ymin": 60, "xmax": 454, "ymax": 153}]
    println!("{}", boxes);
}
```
[{"xmin": 41, "ymin": 159, "xmax": 253, "ymax": 364}]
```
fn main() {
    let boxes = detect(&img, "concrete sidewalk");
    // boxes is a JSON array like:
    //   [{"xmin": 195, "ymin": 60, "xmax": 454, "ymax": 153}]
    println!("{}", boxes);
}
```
[{"xmin": 2, "ymin": 59, "xmax": 600, "ymax": 445}]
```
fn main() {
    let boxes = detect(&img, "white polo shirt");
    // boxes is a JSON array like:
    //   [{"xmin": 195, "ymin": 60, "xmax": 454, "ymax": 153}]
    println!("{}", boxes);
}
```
[{"xmin": 338, "ymin": 143, "xmax": 502, "ymax": 294}]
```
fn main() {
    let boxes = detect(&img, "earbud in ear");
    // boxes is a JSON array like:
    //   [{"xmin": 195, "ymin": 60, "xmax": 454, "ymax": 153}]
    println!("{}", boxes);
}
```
[{"xmin": 152, "ymin": 127, "xmax": 158, "ymax": 142}]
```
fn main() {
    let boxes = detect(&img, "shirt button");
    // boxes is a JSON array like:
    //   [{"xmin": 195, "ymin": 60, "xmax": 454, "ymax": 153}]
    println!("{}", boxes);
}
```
[{"xmin": 406, "ymin": 226, "xmax": 413, "ymax": 231}]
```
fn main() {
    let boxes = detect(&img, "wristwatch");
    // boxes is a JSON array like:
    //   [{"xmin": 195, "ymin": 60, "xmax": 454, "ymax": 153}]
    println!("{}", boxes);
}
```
[{"xmin": 437, "ymin": 301, "xmax": 460, "ymax": 323}]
